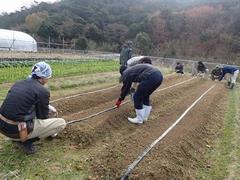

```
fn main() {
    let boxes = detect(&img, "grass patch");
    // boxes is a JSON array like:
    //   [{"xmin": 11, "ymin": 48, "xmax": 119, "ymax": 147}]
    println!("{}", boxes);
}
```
[
  {"xmin": 197, "ymin": 89, "xmax": 239, "ymax": 179},
  {"xmin": 0, "ymin": 136, "xmax": 89, "ymax": 179}
]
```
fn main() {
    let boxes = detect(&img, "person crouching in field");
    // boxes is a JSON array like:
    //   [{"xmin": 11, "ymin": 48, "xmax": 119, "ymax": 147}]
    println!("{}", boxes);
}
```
[
  {"xmin": 175, "ymin": 62, "xmax": 184, "ymax": 74},
  {"xmin": 197, "ymin": 61, "xmax": 208, "ymax": 77},
  {"xmin": 212, "ymin": 65, "xmax": 239, "ymax": 89},
  {"xmin": 0, "ymin": 62, "xmax": 66, "ymax": 154},
  {"xmin": 115, "ymin": 57, "xmax": 163, "ymax": 124}
]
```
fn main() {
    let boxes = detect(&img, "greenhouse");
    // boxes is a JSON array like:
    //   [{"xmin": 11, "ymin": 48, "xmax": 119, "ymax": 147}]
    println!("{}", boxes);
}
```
[{"xmin": 0, "ymin": 29, "xmax": 37, "ymax": 52}]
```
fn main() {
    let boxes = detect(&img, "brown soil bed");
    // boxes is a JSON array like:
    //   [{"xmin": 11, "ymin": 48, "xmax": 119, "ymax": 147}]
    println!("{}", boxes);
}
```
[
  {"xmin": 55, "ymin": 75, "xmax": 228, "ymax": 179},
  {"xmin": 53, "ymin": 74, "xmax": 190, "ymax": 116}
]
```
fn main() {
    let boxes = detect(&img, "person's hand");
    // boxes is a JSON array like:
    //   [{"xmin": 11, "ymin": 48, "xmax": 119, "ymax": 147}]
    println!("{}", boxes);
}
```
[
  {"xmin": 115, "ymin": 98, "xmax": 122, "ymax": 108},
  {"xmin": 48, "ymin": 105, "xmax": 58, "ymax": 117}
]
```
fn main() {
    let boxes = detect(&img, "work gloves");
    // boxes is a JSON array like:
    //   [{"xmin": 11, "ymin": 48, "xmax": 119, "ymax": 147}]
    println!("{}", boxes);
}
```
[{"xmin": 115, "ymin": 98, "xmax": 122, "ymax": 108}]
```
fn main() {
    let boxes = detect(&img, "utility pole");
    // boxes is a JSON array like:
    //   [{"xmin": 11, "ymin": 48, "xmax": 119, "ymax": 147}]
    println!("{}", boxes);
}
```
[
  {"xmin": 48, "ymin": 36, "xmax": 51, "ymax": 53},
  {"xmin": 62, "ymin": 37, "xmax": 64, "ymax": 53}
]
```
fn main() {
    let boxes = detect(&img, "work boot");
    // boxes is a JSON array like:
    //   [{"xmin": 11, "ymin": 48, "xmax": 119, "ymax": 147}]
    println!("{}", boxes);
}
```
[
  {"xmin": 128, "ymin": 109, "xmax": 145, "ymax": 124},
  {"xmin": 14, "ymin": 139, "xmax": 38, "ymax": 155},
  {"xmin": 143, "ymin": 105, "xmax": 152, "ymax": 122}
]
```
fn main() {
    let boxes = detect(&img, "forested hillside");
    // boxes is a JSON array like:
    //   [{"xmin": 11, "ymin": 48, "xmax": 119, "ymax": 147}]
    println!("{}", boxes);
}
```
[{"xmin": 0, "ymin": 0, "xmax": 239, "ymax": 64}]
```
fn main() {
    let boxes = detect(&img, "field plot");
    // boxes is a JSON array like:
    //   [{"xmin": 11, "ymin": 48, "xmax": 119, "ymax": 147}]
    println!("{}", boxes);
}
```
[
  {"xmin": 0, "ymin": 59, "xmax": 235, "ymax": 179},
  {"xmin": 56, "ymin": 76, "xmax": 228, "ymax": 179}
]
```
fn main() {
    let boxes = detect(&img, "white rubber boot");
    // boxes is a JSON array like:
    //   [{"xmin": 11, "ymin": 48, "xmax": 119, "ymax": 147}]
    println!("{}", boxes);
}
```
[
  {"xmin": 128, "ymin": 109, "xmax": 145, "ymax": 124},
  {"xmin": 143, "ymin": 105, "xmax": 152, "ymax": 122}
]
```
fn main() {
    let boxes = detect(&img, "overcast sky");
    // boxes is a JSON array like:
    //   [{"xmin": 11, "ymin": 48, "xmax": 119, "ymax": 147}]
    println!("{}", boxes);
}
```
[{"xmin": 0, "ymin": 0, "xmax": 59, "ymax": 13}]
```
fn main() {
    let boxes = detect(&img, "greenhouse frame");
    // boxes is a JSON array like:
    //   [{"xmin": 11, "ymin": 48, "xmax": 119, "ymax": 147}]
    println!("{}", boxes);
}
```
[{"xmin": 0, "ymin": 29, "xmax": 37, "ymax": 52}]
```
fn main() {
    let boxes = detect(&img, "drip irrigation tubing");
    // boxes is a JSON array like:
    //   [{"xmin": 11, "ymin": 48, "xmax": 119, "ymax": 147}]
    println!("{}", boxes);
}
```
[
  {"xmin": 66, "ymin": 77, "xmax": 196, "ymax": 125},
  {"xmin": 120, "ymin": 84, "xmax": 216, "ymax": 180},
  {"xmin": 50, "ymin": 84, "xmax": 119, "ymax": 103},
  {"xmin": 50, "ymin": 73, "xmax": 177, "ymax": 104}
]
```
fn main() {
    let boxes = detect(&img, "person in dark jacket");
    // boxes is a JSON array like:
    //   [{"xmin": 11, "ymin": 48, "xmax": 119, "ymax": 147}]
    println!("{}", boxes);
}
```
[
  {"xmin": 119, "ymin": 41, "xmax": 132, "ymax": 75},
  {"xmin": 218, "ymin": 65, "xmax": 239, "ymax": 89},
  {"xmin": 197, "ymin": 61, "xmax": 208, "ymax": 74},
  {"xmin": 115, "ymin": 61, "xmax": 163, "ymax": 124},
  {"xmin": 211, "ymin": 65, "xmax": 222, "ymax": 81},
  {"xmin": 175, "ymin": 62, "xmax": 184, "ymax": 74},
  {"xmin": 0, "ymin": 62, "xmax": 66, "ymax": 154}
]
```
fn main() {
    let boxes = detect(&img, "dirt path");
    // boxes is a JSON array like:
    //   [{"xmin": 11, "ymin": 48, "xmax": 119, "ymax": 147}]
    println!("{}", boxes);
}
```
[{"xmin": 52, "ymin": 74, "xmax": 228, "ymax": 178}]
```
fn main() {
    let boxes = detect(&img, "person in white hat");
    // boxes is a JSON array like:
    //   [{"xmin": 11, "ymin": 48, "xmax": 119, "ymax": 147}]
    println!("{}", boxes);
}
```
[{"xmin": 0, "ymin": 62, "xmax": 66, "ymax": 154}]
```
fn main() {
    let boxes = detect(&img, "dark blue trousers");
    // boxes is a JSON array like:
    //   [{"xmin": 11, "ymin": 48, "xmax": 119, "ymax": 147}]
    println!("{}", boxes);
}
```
[{"xmin": 133, "ymin": 71, "xmax": 163, "ymax": 109}]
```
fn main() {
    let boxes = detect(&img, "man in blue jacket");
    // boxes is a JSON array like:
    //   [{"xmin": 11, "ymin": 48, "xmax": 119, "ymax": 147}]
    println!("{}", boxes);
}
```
[
  {"xmin": 214, "ymin": 65, "xmax": 239, "ymax": 89},
  {"xmin": 0, "ymin": 62, "xmax": 66, "ymax": 154},
  {"xmin": 115, "ymin": 58, "xmax": 163, "ymax": 124}
]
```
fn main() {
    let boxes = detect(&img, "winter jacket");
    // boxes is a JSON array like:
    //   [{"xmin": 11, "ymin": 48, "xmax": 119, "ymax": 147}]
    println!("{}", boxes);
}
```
[
  {"xmin": 119, "ymin": 46, "xmax": 132, "ymax": 66},
  {"xmin": 0, "ymin": 78, "xmax": 50, "ymax": 121},
  {"xmin": 197, "ymin": 63, "xmax": 207, "ymax": 73},
  {"xmin": 219, "ymin": 66, "xmax": 239, "ymax": 81},
  {"xmin": 175, "ymin": 64, "xmax": 183, "ymax": 73},
  {"xmin": 120, "ymin": 64, "xmax": 161, "ymax": 100}
]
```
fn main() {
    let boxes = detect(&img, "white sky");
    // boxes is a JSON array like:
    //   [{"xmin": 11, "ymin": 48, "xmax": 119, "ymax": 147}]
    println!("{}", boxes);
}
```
[{"xmin": 0, "ymin": 0, "xmax": 59, "ymax": 13}]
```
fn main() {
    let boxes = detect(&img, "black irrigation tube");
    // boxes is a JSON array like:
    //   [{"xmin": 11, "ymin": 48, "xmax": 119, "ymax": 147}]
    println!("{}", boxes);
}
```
[
  {"xmin": 66, "ymin": 77, "xmax": 196, "ymax": 125},
  {"xmin": 120, "ymin": 84, "xmax": 216, "ymax": 179}
]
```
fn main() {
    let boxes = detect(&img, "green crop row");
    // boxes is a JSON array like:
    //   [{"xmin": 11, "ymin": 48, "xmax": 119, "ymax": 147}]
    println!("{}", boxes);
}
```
[
  {"xmin": 0, "ymin": 59, "xmax": 119, "ymax": 84},
  {"xmin": 0, "ymin": 61, "xmax": 34, "ymax": 68}
]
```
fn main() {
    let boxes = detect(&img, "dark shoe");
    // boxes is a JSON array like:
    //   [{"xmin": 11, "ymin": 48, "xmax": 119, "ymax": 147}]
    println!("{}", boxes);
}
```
[
  {"xmin": 15, "ymin": 141, "xmax": 37, "ymax": 155},
  {"xmin": 227, "ymin": 82, "xmax": 231, "ymax": 86}
]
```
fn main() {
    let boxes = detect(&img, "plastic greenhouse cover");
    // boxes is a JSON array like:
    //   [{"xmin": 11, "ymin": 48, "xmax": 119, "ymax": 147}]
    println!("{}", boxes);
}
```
[{"xmin": 0, "ymin": 29, "xmax": 37, "ymax": 52}]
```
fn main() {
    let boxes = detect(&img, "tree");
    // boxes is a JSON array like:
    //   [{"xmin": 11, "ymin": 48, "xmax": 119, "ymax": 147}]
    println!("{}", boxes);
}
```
[
  {"xmin": 135, "ymin": 32, "xmax": 152, "ymax": 55},
  {"xmin": 75, "ymin": 37, "xmax": 88, "ymax": 50},
  {"xmin": 84, "ymin": 24, "xmax": 104, "ymax": 43},
  {"xmin": 25, "ymin": 11, "xmax": 48, "ymax": 35},
  {"xmin": 38, "ymin": 20, "xmax": 59, "ymax": 40},
  {"xmin": 105, "ymin": 23, "xmax": 128, "ymax": 44}
]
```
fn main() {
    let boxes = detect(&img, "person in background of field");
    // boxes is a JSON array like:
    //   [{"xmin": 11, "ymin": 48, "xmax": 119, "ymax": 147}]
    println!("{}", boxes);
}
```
[
  {"xmin": 0, "ymin": 62, "xmax": 66, "ymax": 155},
  {"xmin": 175, "ymin": 62, "xmax": 184, "ymax": 74},
  {"xmin": 197, "ymin": 61, "xmax": 208, "ymax": 76},
  {"xmin": 119, "ymin": 41, "xmax": 133, "ymax": 76},
  {"xmin": 211, "ymin": 65, "xmax": 222, "ymax": 81},
  {"xmin": 212, "ymin": 65, "xmax": 239, "ymax": 89},
  {"xmin": 115, "ymin": 57, "xmax": 163, "ymax": 124}
]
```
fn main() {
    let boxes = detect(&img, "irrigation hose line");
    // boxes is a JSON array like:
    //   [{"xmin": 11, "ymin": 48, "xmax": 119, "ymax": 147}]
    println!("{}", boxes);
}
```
[
  {"xmin": 51, "ymin": 73, "xmax": 177, "ymax": 103},
  {"xmin": 120, "ymin": 84, "xmax": 216, "ymax": 180},
  {"xmin": 66, "ymin": 77, "xmax": 196, "ymax": 125},
  {"xmin": 50, "ymin": 84, "xmax": 119, "ymax": 103},
  {"xmin": 67, "ymin": 102, "xmax": 127, "ymax": 125}
]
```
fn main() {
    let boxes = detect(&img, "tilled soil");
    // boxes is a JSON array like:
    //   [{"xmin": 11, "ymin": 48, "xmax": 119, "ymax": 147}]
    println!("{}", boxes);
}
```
[
  {"xmin": 55, "ymin": 75, "xmax": 228, "ymax": 179},
  {"xmin": 53, "ymin": 74, "xmax": 189, "ymax": 116}
]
